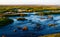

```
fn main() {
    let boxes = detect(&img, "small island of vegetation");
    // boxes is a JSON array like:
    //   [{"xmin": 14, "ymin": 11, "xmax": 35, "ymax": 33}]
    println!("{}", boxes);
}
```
[{"xmin": 0, "ymin": 17, "xmax": 13, "ymax": 27}]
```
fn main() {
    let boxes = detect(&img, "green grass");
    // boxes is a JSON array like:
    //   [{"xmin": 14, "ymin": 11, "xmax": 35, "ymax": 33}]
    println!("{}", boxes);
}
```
[{"xmin": 0, "ymin": 17, "xmax": 13, "ymax": 27}]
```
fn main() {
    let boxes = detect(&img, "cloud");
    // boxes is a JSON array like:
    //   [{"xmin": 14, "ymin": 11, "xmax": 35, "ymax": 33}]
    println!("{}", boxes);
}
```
[
  {"xmin": 0, "ymin": 0, "xmax": 60, "ymax": 5},
  {"xmin": 40, "ymin": 0, "xmax": 60, "ymax": 5}
]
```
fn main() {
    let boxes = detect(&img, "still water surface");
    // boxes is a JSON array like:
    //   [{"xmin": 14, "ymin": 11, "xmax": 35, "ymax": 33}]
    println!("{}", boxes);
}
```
[{"xmin": 0, "ymin": 13, "xmax": 60, "ymax": 37}]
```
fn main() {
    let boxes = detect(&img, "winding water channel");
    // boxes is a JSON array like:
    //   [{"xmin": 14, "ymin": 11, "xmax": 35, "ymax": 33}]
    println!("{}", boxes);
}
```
[{"xmin": 0, "ymin": 12, "xmax": 60, "ymax": 37}]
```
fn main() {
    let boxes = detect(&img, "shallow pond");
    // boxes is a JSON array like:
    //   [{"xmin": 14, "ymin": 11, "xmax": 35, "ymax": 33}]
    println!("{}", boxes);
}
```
[{"xmin": 0, "ymin": 13, "xmax": 60, "ymax": 37}]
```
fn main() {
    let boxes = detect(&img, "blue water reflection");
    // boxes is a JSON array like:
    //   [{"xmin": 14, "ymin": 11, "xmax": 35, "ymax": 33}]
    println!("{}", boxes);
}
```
[{"xmin": 0, "ymin": 13, "xmax": 60, "ymax": 37}]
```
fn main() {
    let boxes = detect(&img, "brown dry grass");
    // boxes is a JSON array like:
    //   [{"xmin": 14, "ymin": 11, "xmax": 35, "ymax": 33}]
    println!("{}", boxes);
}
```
[{"xmin": 38, "ymin": 33, "xmax": 60, "ymax": 37}]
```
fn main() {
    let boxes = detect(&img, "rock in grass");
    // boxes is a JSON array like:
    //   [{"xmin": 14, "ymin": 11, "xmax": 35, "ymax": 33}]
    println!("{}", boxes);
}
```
[
  {"xmin": 13, "ymin": 29, "xmax": 17, "ymax": 32},
  {"xmin": 48, "ymin": 24, "xmax": 56, "ymax": 26},
  {"xmin": 2, "ymin": 35, "xmax": 5, "ymax": 37},
  {"xmin": 22, "ymin": 26, "xmax": 28, "ymax": 31},
  {"xmin": 17, "ymin": 18, "xmax": 27, "ymax": 21}
]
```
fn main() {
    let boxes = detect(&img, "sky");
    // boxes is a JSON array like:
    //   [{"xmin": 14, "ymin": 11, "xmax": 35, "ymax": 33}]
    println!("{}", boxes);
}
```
[{"xmin": 0, "ymin": 0, "xmax": 60, "ymax": 5}]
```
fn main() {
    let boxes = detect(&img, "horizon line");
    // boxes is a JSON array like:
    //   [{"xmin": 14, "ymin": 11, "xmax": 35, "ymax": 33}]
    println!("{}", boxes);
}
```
[{"xmin": 0, "ymin": 4, "xmax": 60, "ymax": 6}]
